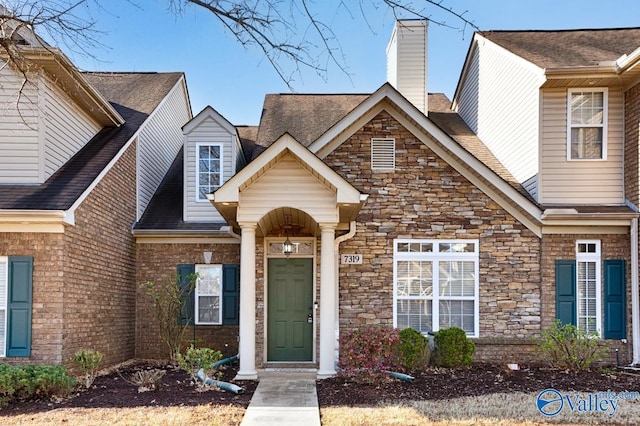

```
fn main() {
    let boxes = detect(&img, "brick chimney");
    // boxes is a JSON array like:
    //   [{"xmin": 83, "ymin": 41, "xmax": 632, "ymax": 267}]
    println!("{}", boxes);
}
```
[{"xmin": 386, "ymin": 19, "xmax": 428, "ymax": 115}]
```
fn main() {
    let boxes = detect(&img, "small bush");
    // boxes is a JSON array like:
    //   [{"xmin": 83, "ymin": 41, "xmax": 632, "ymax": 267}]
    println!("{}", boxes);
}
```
[
  {"xmin": 433, "ymin": 327, "xmax": 475, "ymax": 368},
  {"xmin": 177, "ymin": 345, "xmax": 223, "ymax": 387},
  {"xmin": 538, "ymin": 320, "xmax": 605, "ymax": 370},
  {"xmin": 71, "ymin": 349, "xmax": 103, "ymax": 389},
  {"xmin": 398, "ymin": 328, "xmax": 430, "ymax": 372},
  {"xmin": 0, "ymin": 364, "xmax": 76, "ymax": 406},
  {"xmin": 338, "ymin": 326, "xmax": 402, "ymax": 384},
  {"xmin": 130, "ymin": 369, "xmax": 166, "ymax": 392}
]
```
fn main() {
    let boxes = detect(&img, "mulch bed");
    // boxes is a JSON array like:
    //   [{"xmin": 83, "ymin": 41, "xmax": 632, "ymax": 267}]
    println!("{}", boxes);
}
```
[
  {"xmin": 317, "ymin": 364, "xmax": 640, "ymax": 406},
  {"xmin": 1, "ymin": 360, "xmax": 257, "ymax": 415},
  {"xmin": 4, "ymin": 361, "xmax": 640, "ymax": 414}
]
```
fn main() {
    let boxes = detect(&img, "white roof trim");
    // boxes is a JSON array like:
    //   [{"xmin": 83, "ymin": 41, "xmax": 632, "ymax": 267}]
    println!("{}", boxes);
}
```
[
  {"xmin": 212, "ymin": 133, "xmax": 362, "ymax": 205},
  {"xmin": 183, "ymin": 105, "xmax": 235, "ymax": 135}
]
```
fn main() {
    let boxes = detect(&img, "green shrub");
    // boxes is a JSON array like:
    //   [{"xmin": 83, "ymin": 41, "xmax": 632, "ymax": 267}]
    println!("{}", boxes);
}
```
[
  {"xmin": 177, "ymin": 345, "xmax": 223, "ymax": 387},
  {"xmin": 71, "ymin": 349, "xmax": 103, "ymax": 389},
  {"xmin": 398, "ymin": 328, "xmax": 430, "ymax": 372},
  {"xmin": 0, "ymin": 364, "xmax": 76, "ymax": 406},
  {"xmin": 538, "ymin": 320, "xmax": 605, "ymax": 370},
  {"xmin": 338, "ymin": 326, "xmax": 402, "ymax": 384},
  {"xmin": 433, "ymin": 327, "xmax": 475, "ymax": 368}
]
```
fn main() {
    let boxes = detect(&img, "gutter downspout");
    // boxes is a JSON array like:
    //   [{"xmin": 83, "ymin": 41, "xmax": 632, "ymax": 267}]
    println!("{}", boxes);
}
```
[
  {"xmin": 631, "ymin": 218, "xmax": 640, "ymax": 365},
  {"xmin": 333, "ymin": 221, "xmax": 357, "ymax": 364}
]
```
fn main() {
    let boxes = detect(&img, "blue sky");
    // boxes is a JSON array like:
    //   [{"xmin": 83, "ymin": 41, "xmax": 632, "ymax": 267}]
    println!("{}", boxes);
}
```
[{"xmin": 68, "ymin": 0, "xmax": 640, "ymax": 125}]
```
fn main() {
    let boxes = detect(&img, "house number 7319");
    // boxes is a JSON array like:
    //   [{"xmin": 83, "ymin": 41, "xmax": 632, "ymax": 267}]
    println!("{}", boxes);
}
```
[{"xmin": 341, "ymin": 254, "xmax": 363, "ymax": 264}]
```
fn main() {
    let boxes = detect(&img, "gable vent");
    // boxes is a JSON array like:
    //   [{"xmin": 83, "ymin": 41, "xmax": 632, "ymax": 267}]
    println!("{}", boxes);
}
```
[{"xmin": 371, "ymin": 138, "xmax": 396, "ymax": 170}]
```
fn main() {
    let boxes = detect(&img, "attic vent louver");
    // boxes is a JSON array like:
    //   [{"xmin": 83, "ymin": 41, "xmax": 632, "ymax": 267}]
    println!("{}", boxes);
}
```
[{"xmin": 371, "ymin": 138, "xmax": 396, "ymax": 170}]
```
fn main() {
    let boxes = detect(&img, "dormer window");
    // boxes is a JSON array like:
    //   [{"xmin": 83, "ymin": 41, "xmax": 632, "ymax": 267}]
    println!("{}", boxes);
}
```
[
  {"xmin": 371, "ymin": 138, "xmax": 396, "ymax": 170},
  {"xmin": 567, "ymin": 89, "xmax": 607, "ymax": 160},
  {"xmin": 196, "ymin": 143, "xmax": 222, "ymax": 201}
]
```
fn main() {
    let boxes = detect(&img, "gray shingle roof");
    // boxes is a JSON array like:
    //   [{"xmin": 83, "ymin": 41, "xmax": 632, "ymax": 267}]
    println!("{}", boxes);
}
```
[
  {"xmin": 135, "ymin": 90, "xmax": 533, "ymax": 231},
  {"xmin": 480, "ymin": 28, "xmax": 640, "ymax": 69},
  {"xmin": 255, "ymin": 93, "xmax": 369, "ymax": 148},
  {"xmin": 0, "ymin": 72, "xmax": 183, "ymax": 210}
]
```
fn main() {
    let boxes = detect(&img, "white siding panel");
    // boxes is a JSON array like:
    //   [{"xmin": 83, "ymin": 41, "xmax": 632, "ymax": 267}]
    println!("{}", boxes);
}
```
[
  {"xmin": 184, "ymin": 118, "xmax": 235, "ymax": 222},
  {"xmin": 540, "ymin": 88, "xmax": 624, "ymax": 204},
  {"xmin": 523, "ymin": 174, "xmax": 538, "ymax": 200},
  {"xmin": 0, "ymin": 62, "xmax": 40, "ymax": 184},
  {"xmin": 137, "ymin": 79, "xmax": 192, "ymax": 219},
  {"xmin": 473, "ymin": 41, "xmax": 543, "ymax": 185},
  {"xmin": 457, "ymin": 47, "xmax": 480, "ymax": 133},
  {"xmin": 42, "ymin": 74, "xmax": 101, "ymax": 180},
  {"xmin": 238, "ymin": 156, "xmax": 338, "ymax": 223},
  {"xmin": 387, "ymin": 21, "xmax": 427, "ymax": 114},
  {"xmin": 456, "ymin": 39, "xmax": 544, "ymax": 196}
]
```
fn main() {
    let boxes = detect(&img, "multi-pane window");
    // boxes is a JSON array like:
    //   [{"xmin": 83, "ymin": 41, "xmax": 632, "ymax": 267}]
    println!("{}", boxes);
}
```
[
  {"xmin": 576, "ymin": 241, "xmax": 601, "ymax": 334},
  {"xmin": 196, "ymin": 144, "xmax": 222, "ymax": 201},
  {"xmin": 568, "ymin": 89, "xmax": 607, "ymax": 160},
  {"xmin": 394, "ymin": 240, "xmax": 479, "ymax": 337},
  {"xmin": 195, "ymin": 264, "xmax": 222, "ymax": 325}
]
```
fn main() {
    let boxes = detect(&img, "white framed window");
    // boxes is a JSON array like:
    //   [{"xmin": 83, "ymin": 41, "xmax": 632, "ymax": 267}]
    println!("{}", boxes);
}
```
[
  {"xmin": 371, "ymin": 138, "xmax": 395, "ymax": 170},
  {"xmin": 196, "ymin": 143, "xmax": 223, "ymax": 202},
  {"xmin": 0, "ymin": 257, "xmax": 7, "ymax": 357},
  {"xmin": 567, "ymin": 89, "xmax": 607, "ymax": 160},
  {"xmin": 576, "ymin": 240, "xmax": 601, "ymax": 334},
  {"xmin": 393, "ymin": 239, "xmax": 479, "ymax": 337},
  {"xmin": 195, "ymin": 264, "xmax": 222, "ymax": 325}
]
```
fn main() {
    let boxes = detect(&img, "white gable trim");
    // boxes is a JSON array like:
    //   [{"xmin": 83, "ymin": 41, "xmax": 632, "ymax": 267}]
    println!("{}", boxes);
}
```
[
  {"xmin": 309, "ymin": 83, "xmax": 544, "ymax": 237},
  {"xmin": 212, "ymin": 133, "xmax": 362, "ymax": 205},
  {"xmin": 183, "ymin": 105, "xmax": 235, "ymax": 135}
]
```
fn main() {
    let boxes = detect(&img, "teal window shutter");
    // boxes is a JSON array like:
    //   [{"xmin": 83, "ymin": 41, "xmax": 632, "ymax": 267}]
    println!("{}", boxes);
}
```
[
  {"xmin": 555, "ymin": 260, "xmax": 576, "ymax": 326},
  {"xmin": 222, "ymin": 264, "xmax": 240, "ymax": 325},
  {"xmin": 177, "ymin": 264, "xmax": 195, "ymax": 325},
  {"xmin": 604, "ymin": 259, "xmax": 626, "ymax": 339},
  {"xmin": 7, "ymin": 256, "xmax": 33, "ymax": 357}
]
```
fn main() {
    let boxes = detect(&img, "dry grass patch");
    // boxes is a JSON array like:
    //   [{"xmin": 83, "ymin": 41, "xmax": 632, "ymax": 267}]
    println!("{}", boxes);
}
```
[
  {"xmin": 0, "ymin": 404, "xmax": 246, "ymax": 426},
  {"xmin": 409, "ymin": 392, "xmax": 640, "ymax": 425},
  {"xmin": 321, "ymin": 405, "xmax": 427, "ymax": 426},
  {"xmin": 321, "ymin": 392, "xmax": 640, "ymax": 425}
]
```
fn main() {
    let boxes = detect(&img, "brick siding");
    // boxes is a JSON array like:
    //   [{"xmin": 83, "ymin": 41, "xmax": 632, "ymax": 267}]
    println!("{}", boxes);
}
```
[
  {"xmin": 0, "ymin": 141, "xmax": 138, "ymax": 369},
  {"xmin": 135, "ymin": 242, "xmax": 240, "ymax": 359},
  {"xmin": 625, "ymin": 83, "xmax": 640, "ymax": 208},
  {"xmin": 541, "ymin": 233, "xmax": 632, "ymax": 365},
  {"xmin": 0, "ymin": 233, "xmax": 65, "ymax": 364}
]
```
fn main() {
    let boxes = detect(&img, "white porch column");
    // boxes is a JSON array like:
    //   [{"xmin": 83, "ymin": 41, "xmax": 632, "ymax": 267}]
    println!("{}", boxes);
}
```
[
  {"xmin": 318, "ymin": 223, "xmax": 337, "ymax": 377},
  {"xmin": 237, "ymin": 223, "xmax": 257, "ymax": 379}
]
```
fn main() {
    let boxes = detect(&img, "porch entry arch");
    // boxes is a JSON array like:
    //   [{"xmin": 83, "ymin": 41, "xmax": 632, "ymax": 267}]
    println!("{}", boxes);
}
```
[{"xmin": 210, "ymin": 137, "xmax": 365, "ymax": 378}]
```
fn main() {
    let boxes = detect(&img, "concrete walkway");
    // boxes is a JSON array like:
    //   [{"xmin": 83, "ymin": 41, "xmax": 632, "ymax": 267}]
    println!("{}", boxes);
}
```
[{"xmin": 240, "ymin": 371, "xmax": 321, "ymax": 426}]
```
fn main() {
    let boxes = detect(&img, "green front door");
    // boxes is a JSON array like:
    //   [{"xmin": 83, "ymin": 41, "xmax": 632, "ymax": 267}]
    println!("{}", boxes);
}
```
[{"xmin": 267, "ymin": 258, "xmax": 313, "ymax": 361}]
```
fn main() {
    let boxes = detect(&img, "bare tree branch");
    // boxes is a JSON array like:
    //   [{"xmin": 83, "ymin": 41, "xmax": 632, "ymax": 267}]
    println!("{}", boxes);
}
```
[
  {"xmin": 174, "ymin": 0, "xmax": 478, "ymax": 90},
  {"xmin": 0, "ymin": 0, "xmax": 478, "ymax": 97}
]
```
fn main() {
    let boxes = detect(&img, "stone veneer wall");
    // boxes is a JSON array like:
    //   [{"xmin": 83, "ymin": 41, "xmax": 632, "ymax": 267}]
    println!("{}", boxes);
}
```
[
  {"xmin": 0, "ymin": 233, "xmax": 65, "ymax": 364},
  {"xmin": 541, "ymin": 233, "xmax": 632, "ymax": 365},
  {"xmin": 324, "ymin": 111, "xmax": 543, "ymax": 360},
  {"xmin": 135, "ymin": 242, "xmax": 240, "ymax": 359}
]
